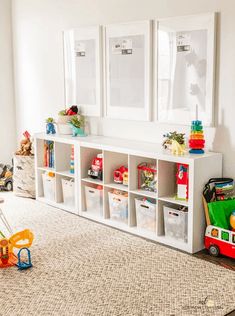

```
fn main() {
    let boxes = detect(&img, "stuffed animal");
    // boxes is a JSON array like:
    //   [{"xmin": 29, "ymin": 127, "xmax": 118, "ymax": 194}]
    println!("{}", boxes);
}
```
[{"xmin": 15, "ymin": 132, "xmax": 34, "ymax": 156}]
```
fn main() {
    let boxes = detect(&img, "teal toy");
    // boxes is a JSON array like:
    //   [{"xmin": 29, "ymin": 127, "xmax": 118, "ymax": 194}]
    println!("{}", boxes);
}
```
[
  {"xmin": 16, "ymin": 248, "xmax": 33, "ymax": 270},
  {"xmin": 68, "ymin": 123, "xmax": 86, "ymax": 137}
]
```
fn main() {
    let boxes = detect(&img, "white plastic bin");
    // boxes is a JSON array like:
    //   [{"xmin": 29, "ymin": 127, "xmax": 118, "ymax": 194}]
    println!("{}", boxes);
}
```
[
  {"xmin": 62, "ymin": 178, "xmax": 75, "ymax": 207},
  {"xmin": 85, "ymin": 185, "xmax": 103, "ymax": 217},
  {"xmin": 135, "ymin": 198, "xmax": 156, "ymax": 232},
  {"xmin": 42, "ymin": 173, "xmax": 56, "ymax": 201},
  {"xmin": 163, "ymin": 206, "xmax": 188, "ymax": 242},
  {"xmin": 108, "ymin": 191, "xmax": 128, "ymax": 224}
]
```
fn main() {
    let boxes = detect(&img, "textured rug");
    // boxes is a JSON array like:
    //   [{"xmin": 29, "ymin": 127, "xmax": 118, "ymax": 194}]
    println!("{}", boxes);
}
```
[{"xmin": 0, "ymin": 193, "xmax": 234, "ymax": 316}]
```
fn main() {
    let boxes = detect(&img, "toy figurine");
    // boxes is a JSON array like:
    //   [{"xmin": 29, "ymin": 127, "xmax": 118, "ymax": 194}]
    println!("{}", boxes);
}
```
[
  {"xmin": 46, "ymin": 118, "xmax": 56, "ymax": 134},
  {"xmin": 171, "ymin": 140, "xmax": 186, "ymax": 156},
  {"xmin": 162, "ymin": 131, "xmax": 186, "ymax": 155},
  {"xmin": 68, "ymin": 116, "xmax": 86, "ymax": 137},
  {"xmin": 88, "ymin": 154, "xmax": 103, "ymax": 180}
]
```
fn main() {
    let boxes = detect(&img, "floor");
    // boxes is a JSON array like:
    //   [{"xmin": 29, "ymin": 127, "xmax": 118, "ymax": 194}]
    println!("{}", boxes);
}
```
[
  {"xmin": 1, "ymin": 193, "xmax": 235, "ymax": 316},
  {"xmin": 195, "ymin": 249, "xmax": 235, "ymax": 271}
]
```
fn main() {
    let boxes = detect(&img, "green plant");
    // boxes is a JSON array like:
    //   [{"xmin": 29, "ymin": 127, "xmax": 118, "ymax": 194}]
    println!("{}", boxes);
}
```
[
  {"xmin": 58, "ymin": 110, "xmax": 66, "ymax": 116},
  {"xmin": 46, "ymin": 117, "xmax": 54, "ymax": 123},
  {"xmin": 163, "ymin": 131, "xmax": 185, "ymax": 144},
  {"xmin": 69, "ymin": 116, "xmax": 84, "ymax": 128}
]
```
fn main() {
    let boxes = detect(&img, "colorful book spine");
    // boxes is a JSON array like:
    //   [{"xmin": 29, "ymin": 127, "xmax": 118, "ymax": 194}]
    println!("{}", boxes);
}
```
[{"xmin": 43, "ymin": 141, "xmax": 54, "ymax": 168}]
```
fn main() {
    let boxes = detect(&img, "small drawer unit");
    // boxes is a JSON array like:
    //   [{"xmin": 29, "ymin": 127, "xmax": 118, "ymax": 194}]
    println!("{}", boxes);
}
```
[
  {"xmin": 85, "ymin": 185, "xmax": 103, "ymax": 217},
  {"xmin": 135, "ymin": 198, "xmax": 156, "ymax": 232},
  {"xmin": 62, "ymin": 178, "xmax": 75, "ymax": 207},
  {"xmin": 108, "ymin": 190, "xmax": 128, "ymax": 224},
  {"xmin": 42, "ymin": 172, "xmax": 56, "ymax": 201},
  {"xmin": 163, "ymin": 205, "xmax": 188, "ymax": 242}
]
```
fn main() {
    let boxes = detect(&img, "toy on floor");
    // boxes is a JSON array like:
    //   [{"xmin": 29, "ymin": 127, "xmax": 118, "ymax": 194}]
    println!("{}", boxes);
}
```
[
  {"xmin": 0, "ymin": 198, "xmax": 34, "ymax": 268},
  {"xmin": 176, "ymin": 163, "xmax": 189, "ymax": 201},
  {"xmin": 189, "ymin": 106, "xmax": 205, "ymax": 154},
  {"xmin": 113, "ymin": 166, "xmax": 128, "ymax": 186},
  {"xmin": 46, "ymin": 117, "xmax": 56, "ymax": 134},
  {"xmin": 88, "ymin": 154, "xmax": 103, "ymax": 180},
  {"xmin": 0, "ymin": 164, "xmax": 13, "ymax": 191},
  {"xmin": 16, "ymin": 248, "xmax": 33, "ymax": 270},
  {"xmin": 137, "ymin": 163, "xmax": 157, "ymax": 193},
  {"xmin": 162, "ymin": 131, "xmax": 186, "ymax": 155}
]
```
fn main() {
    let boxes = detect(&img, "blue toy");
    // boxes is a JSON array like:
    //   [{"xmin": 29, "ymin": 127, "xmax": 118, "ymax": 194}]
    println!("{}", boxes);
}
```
[
  {"xmin": 68, "ymin": 123, "xmax": 86, "ymax": 137},
  {"xmin": 16, "ymin": 248, "xmax": 33, "ymax": 270},
  {"xmin": 46, "ymin": 122, "xmax": 56, "ymax": 134}
]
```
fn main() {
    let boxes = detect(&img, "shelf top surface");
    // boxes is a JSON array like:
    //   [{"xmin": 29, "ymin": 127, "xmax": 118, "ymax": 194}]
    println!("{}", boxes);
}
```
[{"xmin": 34, "ymin": 133, "xmax": 221, "ymax": 162}]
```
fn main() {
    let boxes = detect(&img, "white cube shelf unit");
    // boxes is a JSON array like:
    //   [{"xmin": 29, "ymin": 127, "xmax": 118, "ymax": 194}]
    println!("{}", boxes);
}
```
[{"xmin": 35, "ymin": 133, "xmax": 222, "ymax": 254}]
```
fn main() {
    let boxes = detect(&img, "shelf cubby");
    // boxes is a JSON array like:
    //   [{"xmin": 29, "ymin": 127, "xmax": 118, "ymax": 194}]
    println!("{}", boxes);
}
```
[
  {"xmin": 36, "ymin": 138, "xmax": 55, "ymax": 170},
  {"xmin": 55, "ymin": 142, "xmax": 73, "ymax": 174},
  {"xmin": 81, "ymin": 181, "xmax": 104, "ymax": 219},
  {"xmin": 80, "ymin": 146, "xmax": 103, "ymax": 183}
]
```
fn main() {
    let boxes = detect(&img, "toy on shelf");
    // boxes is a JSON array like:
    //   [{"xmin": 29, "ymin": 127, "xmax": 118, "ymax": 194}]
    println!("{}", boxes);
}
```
[
  {"xmin": 57, "ymin": 105, "xmax": 81, "ymax": 135},
  {"xmin": 0, "ymin": 164, "xmax": 13, "ymax": 191},
  {"xmin": 137, "ymin": 163, "xmax": 157, "ymax": 193},
  {"xmin": 113, "ymin": 166, "xmax": 128, "ymax": 186},
  {"xmin": 162, "ymin": 132, "xmax": 186, "ymax": 156},
  {"xmin": 88, "ymin": 154, "xmax": 103, "ymax": 180},
  {"xmin": 189, "ymin": 120, "xmax": 205, "ymax": 154},
  {"xmin": 0, "ymin": 199, "xmax": 34, "ymax": 268},
  {"xmin": 68, "ymin": 115, "xmax": 86, "ymax": 137},
  {"xmin": 15, "ymin": 131, "xmax": 34, "ymax": 156},
  {"xmin": 43, "ymin": 141, "xmax": 54, "ymax": 168},
  {"xmin": 176, "ymin": 163, "xmax": 189, "ymax": 201},
  {"xmin": 70, "ymin": 145, "xmax": 75, "ymax": 174},
  {"xmin": 46, "ymin": 117, "xmax": 56, "ymax": 134},
  {"xmin": 16, "ymin": 248, "xmax": 33, "ymax": 270}
]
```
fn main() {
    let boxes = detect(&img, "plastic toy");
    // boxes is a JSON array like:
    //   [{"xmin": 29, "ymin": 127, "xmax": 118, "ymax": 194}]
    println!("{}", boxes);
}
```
[
  {"xmin": 0, "ymin": 164, "xmax": 13, "ymax": 191},
  {"xmin": 138, "ymin": 163, "xmax": 157, "ymax": 193},
  {"xmin": 68, "ymin": 123, "xmax": 86, "ymax": 137},
  {"xmin": 70, "ymin": 145, "xmax": 74, "ymax": 174},
  {"xmin": 113, "ymin": 166, "xmax": 128, "ymax": 185},
  {"xmin": 68, "ymin": 115, "xmax": 86, "ymax": 137},
  {"xmin": 171, "ymin": 140, "xmax": 186, "ymax": 156},
  {"xmin": 205, "ymin": 225, "xmax": 235, "ymax": 258},
  {"xmin": 88, "ymin": 154, "xmax": 103, "ymax": 180},
  {"xmin": 230, "ymin": 211, "xmax": 235, "ymax": 231},
  {"xmin": 176, "ymin": 163, "xmax": 189, "ymax": 201},
  {"xmin": 16, "ymin": 248, "xmax": 33, "ymax": 270},
  {"xmin": 162, "ymin": 131, "xmax": 185, "ymax": 155},
  {"xmin": 46, "ymin": 118, "xmax": 56, "ymax": 134},
  {"xmin": 188, "ymin": 109, "xmax": 205, "ymax": 154}
]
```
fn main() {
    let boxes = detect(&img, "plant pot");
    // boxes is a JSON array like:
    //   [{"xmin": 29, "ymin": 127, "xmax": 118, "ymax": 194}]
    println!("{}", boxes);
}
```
[
  {"xmin": 57, "ymin": 114, "xmax": 78, "ymax": 125},
  {"xmin": 68, "ymin": 123, "xmax": 86, "ymax": 137},
  {"xmin": 57, "ymin": 123, "xmax": 73, "ymax": 135}
]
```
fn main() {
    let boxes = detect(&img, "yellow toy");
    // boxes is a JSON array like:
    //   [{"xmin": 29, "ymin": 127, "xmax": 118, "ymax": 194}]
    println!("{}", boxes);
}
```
[
  {"xmin": 0, "ymin": 198, "xmax": 34, "ymax": 268},
  {"xmin": 171, "ymin": 140, "xmax": 186, "ymax": 156}
]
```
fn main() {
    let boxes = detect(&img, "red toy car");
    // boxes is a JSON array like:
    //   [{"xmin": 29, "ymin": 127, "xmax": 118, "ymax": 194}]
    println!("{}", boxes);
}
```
[
  {"xmin": 113, "ymin": 166, "xmax": 128, "ymax": 185},
  {"xmin": 88, "ymin": 154, "xmax": 103, "ymax": 180},
  {"xmin": 205, "ymin": 225, "xmax": 235, "ymax": 259}
]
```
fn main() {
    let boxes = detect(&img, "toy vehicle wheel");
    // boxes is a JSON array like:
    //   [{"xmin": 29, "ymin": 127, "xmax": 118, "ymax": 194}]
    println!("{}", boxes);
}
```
[
  {"xmin": 209, "ymin": 245, "xmax": 220, "ymax": 257},
  {"xmin": 5, "ymin": 181, "xmax": 13, "ymax": 191}
]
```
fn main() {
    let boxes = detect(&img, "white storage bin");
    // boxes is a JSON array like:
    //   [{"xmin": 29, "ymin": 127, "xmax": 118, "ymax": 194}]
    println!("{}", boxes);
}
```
[
  {"xmin": 62, "ymin": 178, "xmax": 75, "ymax": 207},
  {"xmin": 85, "ymin": 185, "xmax": 103, "ymax": 217},
  {"xmin": 108, "ymin": 192, "xmax": 128, "ymax": 224},
  {"xmin": 135, "ymin": 198, "xmax": 156, "ymax": 232},
  {"xmin": 163, "ymin": 206, "xmax": 188, "ymax": 242},
  {"xmin": 42, "ymin": 173, "xmax": 56, "ymax": 201}
]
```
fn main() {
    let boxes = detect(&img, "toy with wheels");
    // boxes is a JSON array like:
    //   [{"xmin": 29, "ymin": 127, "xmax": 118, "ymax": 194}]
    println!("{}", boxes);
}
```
[
  {"xmin": 88, "ymin": 154, "xmax": 103, "ymax": 180},
  {"xmin": 113, "ymin": 166, "xmax": 128, "ymax": 185}
]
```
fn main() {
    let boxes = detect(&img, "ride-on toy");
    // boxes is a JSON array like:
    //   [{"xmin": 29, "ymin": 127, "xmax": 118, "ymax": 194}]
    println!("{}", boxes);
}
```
[{"xmin": 0, "ymin": 164, "xmax": 13, "ymax": 191}]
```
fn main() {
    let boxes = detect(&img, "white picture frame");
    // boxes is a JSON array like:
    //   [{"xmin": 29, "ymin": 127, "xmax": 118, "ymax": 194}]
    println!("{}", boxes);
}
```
[
  {"xmin": 155, "ymin": 13, "xmax": 216, "ymax": 126},
  {"xmin": 63, "ymin": 26, "xmax": 102, "ymax": 117},
  {"xmin": 104, "ymin": 20, "xmax": 152, "ymax": 121}
]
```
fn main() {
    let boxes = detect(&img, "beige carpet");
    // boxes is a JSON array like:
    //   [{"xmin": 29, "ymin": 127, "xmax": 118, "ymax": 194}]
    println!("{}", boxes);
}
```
[{"xmin": 0, "ymin": 193, "xmax": 234, "ymax": 316}]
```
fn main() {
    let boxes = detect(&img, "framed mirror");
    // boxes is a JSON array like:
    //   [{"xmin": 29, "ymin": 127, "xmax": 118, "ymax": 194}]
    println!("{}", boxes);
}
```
[
  {"xmin": 105, "ymin": 21, "xmax": 152, "ymax": 121},
  {"xmin": 63, "ymin": 26, "xmax": 102, "ymax": 117},
  {"xmin": 155, "ymin": 13, "xmax": 216, "ymax": 126}
]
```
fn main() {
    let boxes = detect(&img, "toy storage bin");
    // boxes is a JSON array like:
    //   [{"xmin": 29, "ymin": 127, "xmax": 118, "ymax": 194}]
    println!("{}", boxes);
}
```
[
  {"xmin": 85, "ymin": 185, "xmax": 103, "ymax": 217},
  {"xmin": 163, "ymin": 205, "xmax": 188, "ymax": 242},
  {"xmin": 135, "ymin": 198, "xmax": 156, "ymax": 232},
  {"xmin": 108, "ymin": 191, "xmax": 128, "ymax": 224},
  {"xmin": 42, "ymin": 173, "xmax": 56, "ymax": 201},
  {"xmin": 62, "ymin": 178, "xmax": 75, "ymax": 207}
]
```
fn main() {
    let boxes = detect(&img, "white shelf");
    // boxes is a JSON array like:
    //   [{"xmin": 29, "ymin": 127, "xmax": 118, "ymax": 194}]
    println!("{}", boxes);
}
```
[
  {"xmin": 130, "ymin": 189, "xmax": 157, "ymax": 199},
  {"xmin": 82, "ymin": 177, "xmax": 103, "ymax": 185},
  {"xmin": 57, "ymin": 170, "xmax": 75, "ymax": 178},
  {"xmin": 104, "ymin": 182, "xmax": 128, "ymax": 191},
  {"xmin": 35, "ymin": 133, "xmax": 223, "ymax": 254},
  {"xmin": 158, "ymin": 195, "xmax": 188, "ymax": 207}
]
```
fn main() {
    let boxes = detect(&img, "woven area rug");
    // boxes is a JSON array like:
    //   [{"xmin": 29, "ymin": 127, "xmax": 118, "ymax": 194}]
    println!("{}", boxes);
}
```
[{"xmin": 0, "ymin": 193, "xmax": 234, "ymax": 316}]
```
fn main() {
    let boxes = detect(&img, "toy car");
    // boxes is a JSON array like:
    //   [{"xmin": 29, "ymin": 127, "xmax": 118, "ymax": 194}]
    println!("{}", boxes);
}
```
[
  {"xmin": 205, "ymin": 225, "xmax": 235, "ymax": 259},
  {"xmin": 113, "ymin": 166, "xmax": 128, "ymax": 185},
  {"xmin": 0, "ymin": 164, "xmax": 13, "ymax": 191},
  {"xmin": 88, "ymin": 154, "xmax": 103, "ymax": 180}
]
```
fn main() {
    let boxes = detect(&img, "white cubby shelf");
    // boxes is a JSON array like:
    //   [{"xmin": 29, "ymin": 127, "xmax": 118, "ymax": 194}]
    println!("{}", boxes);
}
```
[{"xmin": 35, "ymin": 133, "xmax": 222, "ymax": 254}]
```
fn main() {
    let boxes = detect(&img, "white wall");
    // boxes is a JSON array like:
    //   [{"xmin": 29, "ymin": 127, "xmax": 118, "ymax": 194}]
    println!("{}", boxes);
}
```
[
  {"xmin": 11, "ymin": 0, "xmax": 235, "ymax": 177},
  {"xmin": 0, "ymin": 0, "xmax": 16, "ymax": 164}
]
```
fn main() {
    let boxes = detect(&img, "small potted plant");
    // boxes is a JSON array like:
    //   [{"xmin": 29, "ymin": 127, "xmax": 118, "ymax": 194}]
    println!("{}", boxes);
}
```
[
  {"xmin": 46, "ymin": 117, "xmax": 56, "ymax": 134},
  {"xmin": 57, "ymin": 105, "xmax": 79, "ymax": 135},
  {"xmin": 68, "ymin": 115, "xmax": 86, "ymax": 137},
  {"xmin": 162, "ymin": 131, "xmax": 186, "ymax": 155}
]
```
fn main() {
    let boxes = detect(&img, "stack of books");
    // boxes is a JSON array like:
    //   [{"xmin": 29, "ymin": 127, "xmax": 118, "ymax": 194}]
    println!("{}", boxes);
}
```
[
  {"xmin": 215, "ymin": 180, "xmax": 234, "ymax": 201},
  {"xmin": 43, "ymin": 141, "xmax": 54, "ymax": 168}
]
